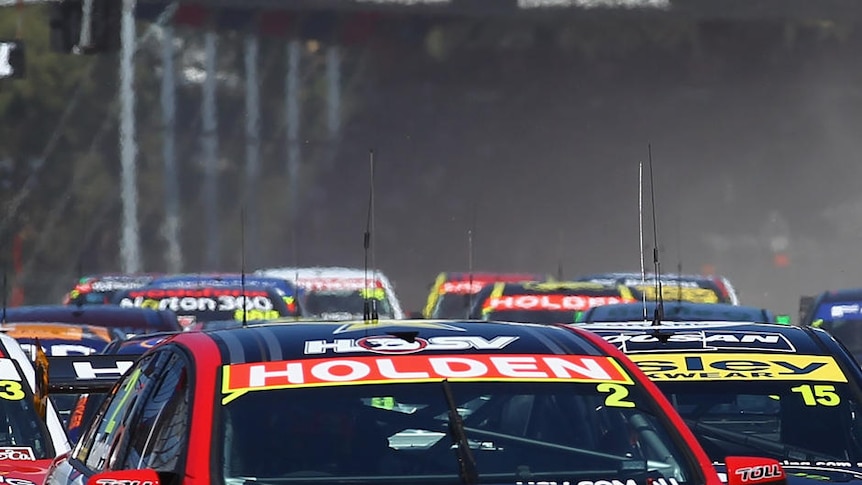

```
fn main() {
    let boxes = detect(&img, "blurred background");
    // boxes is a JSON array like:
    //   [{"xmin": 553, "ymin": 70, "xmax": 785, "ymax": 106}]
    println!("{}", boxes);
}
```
[{"xmin": 3, "ymin": 0, "xmax": 862, "ymax": 316}]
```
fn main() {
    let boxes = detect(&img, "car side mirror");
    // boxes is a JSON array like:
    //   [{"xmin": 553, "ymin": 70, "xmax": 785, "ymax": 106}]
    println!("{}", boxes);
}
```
[
  {"xmin": 725, "ymin": 456, "xmax": 787, "ymax": 485},
  {"xmin": 87, "ymin": 469, "xmax": 161, "ymax": 485}
]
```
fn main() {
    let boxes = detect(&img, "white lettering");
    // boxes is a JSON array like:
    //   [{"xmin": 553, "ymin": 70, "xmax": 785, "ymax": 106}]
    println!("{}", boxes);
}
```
[
  {"xmin": 73, "ymin": 361, "xmax": 134, "ymax": 379},
  {"xmin": 249, "ymin": 362, "xmax": 304, "ymax": 386},
  {"xmin": 430, "ymin": 357, "xmax": 488, "ymax": 378},
  {"xmin": 545, "ymin": 357, "xmax": 612, "ymax": 379},
  {"xmin": 377, "ymin": 358, "xmax": 430, "ymax": 379},
  {"xmin": 310, "ymin": 360, "xmax": 370, "ymax": 382},
  {"xmin": 491, "ymin": 356, "xmax": 547, "ymax": 378}
]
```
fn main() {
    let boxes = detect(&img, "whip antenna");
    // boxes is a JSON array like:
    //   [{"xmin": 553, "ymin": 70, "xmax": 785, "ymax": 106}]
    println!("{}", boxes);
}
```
[
  {"xmin": 639, "ymin": 162, "xmax": 647, "ymax": 322},
  {"xmin": 241, "ymin": 207, "xmax": 247, "ymax": 328},
  {"xmin": 2, "ymin": 270, "xmax": 6, "ymax": 325},
  {"xmin": 648, "ymin": 145, "xmax": 664, "ymax": 325},
  {"xmin": 466, "ymin": 202, "xmax": 476, "ymax": 318},
  {"xmin": 363, "ymin": 150, "xmax": 378, "ymax": 322}
]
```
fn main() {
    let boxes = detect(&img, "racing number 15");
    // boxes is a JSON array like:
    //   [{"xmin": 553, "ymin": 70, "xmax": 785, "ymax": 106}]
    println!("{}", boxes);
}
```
[{"xmin": 791, "ymin": 384, "xmax": 840, "ymax": 407}]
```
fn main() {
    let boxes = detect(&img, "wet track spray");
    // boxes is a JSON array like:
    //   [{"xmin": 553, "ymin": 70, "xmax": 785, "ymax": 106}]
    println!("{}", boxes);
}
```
[{"xmin": 6, "ymin": 7, "xmax": 862, "ymax": 317}]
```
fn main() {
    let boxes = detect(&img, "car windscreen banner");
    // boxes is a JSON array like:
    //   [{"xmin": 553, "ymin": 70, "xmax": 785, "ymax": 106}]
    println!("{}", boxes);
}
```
[
  {"xmin": 46, "ymin": 355, "xmax": 137, "ymax": 393},
  {"xmin": 115, "ymin": 287, "xmax": 291, "ymax": 324}
]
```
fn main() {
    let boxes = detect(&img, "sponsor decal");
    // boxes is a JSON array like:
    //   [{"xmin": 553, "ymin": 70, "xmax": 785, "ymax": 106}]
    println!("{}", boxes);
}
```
[
  {"xmin": 600, "ymin": 331, "xmax": 796, "ymax": 353},
  {"xmin": 813, "ymin": 301, "xmax": 862, "ymax": 321},
  {"xmin": 735, "ymin": 464, "xmax": 783, "ymax": 483},
  {"xmin": 487, "ymin": 295, "xmax": 629, "ymax": 312},
  {"xmin": 0, "ymin": 447, "xmax": 34, "ymax": 461},
  {"xmin": 627, "ymin": 353, "xmax": 846, "ymax": 382},
  {"xmin": 221, "ymin": 353, "xmax": 633, "ymax": 404},
  {"xmin": 637, "ymin": 285, "xmax": 719, "ymax": 304},
  {"xmin": 440, "ymin": 281, "xmax": 486, "ymax": 295},
  {"xmin": 515, "ymin": 480, "xmax": 678, "ymax": 485},
  {"xmin": 93, "ymin": 480, "xmax": 155, "ymax": 485},
  {"xmin": 306, "ymin": 335, "xmax": 519, "ymax": 355},
  {"xmin": 119, "ymin": 292, "xmax": 274, "ymax": 313},
  {"xmin": 298, "ymin": 278, "xmax": 383, "ymax": 292},
  {"xmin": 72, "ymin": 360, "xmax": 135, "ymax": 380}
]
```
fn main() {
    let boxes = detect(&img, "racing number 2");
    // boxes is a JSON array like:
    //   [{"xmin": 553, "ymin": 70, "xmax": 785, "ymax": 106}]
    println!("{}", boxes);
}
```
[
  {"xmin": 597, "ymin": 383, "xmax": 635, "ymax": 408},
  {"xmin": 0, "ymin": 380, "xmax": 24, "ymax": 401},
  {"xmin": 791, "ymin": 384, "xmax": 840, "ymax": 407}
]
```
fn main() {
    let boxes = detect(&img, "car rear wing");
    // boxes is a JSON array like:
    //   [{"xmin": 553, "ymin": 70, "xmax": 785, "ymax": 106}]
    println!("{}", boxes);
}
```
[{"xmin": 42, "ymin": 354, "xmax": 137, "ymax": 394}]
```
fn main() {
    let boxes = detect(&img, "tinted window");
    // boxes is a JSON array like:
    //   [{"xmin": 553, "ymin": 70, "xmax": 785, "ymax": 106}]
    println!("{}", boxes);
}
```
[
  {"xmin": 122, "ymin": 352, "xmax": 190, "ymax": 472},
  {"xmin": 75, "ymin": 354, "xmax": 158, "ymax": 471},
  {"xmin": 0, "ymin": 359, "xmax": 54, "ymax": 459}
]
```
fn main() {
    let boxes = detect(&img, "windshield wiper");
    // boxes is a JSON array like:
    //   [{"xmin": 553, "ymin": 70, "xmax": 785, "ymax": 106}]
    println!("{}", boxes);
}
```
[{"xmin": 442, "ymin": 379, "xmax": 479, "ymax": 485}]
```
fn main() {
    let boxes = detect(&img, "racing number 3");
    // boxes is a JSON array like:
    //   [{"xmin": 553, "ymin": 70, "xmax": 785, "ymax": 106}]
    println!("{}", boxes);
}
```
[
  {"xmin": 597, "ymin": 383, "xmax": 635, "ymax": 408},
  {"xmin": 791, "ymin": 384, "xmax": 840, "ymax": 407},
  {"xmin": 0, "ymin": 380, "xmax": 24, "ymax": 401}
]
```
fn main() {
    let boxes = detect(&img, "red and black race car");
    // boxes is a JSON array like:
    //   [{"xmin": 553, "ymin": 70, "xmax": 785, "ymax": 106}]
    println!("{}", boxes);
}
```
[{"xmin": 46, "ymin": 319, "xmax": 785, "ymax": 485}]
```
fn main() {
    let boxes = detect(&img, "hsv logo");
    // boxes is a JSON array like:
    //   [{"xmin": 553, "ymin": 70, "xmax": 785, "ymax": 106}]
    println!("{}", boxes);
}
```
[
  {"xmin": 488, "ymin": 295, "xmax": 629, "ymax": 312},
  {"xmin": 305, "ymin": 335, "xmax": 519, "ymax": 355},
  {"xmin": 221, "ymin": 353, "xmax": 633, "ymax": 404}
]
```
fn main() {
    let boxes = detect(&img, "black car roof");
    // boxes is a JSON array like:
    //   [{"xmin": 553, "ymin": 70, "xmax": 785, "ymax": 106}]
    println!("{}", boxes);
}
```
[
  {"xmin": 818, "ymin": 288, "xmax": 862, "ymax": 302},
  {"xmin": 3, "ymin": 305, "xmax": 181, "ymax": 332},
  {"xmin": 578, "ymin": 321, "xmax": 832, "ymax": 356},
  {"xmin": 193, "ymin": 320, "xmax": 605, "ymax": 365}
]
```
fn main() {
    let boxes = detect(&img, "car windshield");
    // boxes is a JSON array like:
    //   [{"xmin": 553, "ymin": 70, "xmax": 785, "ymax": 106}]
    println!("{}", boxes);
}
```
[
  {"xmin": 658, "ymin": 379, "xmax": 862, "ymax": 463},
  {"xmin": 0, "ymin": 359, "xmax": 55, "ymax": 459},
  {"xmin": 485, "ymin": 309, "xmax": 581, "ymax": 325},
  {"xmin": 433, "ymin": 293, "xmax": 477, "ymax": 319},
  {"xmin": 217, "ymin": 381, "xmax": 696, "ymax": 485},
  {"xmin": 302, "ymin": 291, "xmax": 394, "ymax": 319}
]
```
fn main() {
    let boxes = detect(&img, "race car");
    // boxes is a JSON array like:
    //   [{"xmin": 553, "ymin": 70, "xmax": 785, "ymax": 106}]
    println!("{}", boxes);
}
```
[
  {"xmin": 577, "ymin": 301, "xmax": 778, "ymax": 324},
  {"xmin": 576, "ymin": 272, "xmax": 741, "ymax": 305},
  {"xmin": 1, "ymin": 305, "xmax": 181, "ymax": 337},
  {"xmin": 0, "ymin": 331, "xmax": 71, "ymax": 485},
  {"xmin": 146, "ymin": 273, "xmax": 301, "ymax": 311},
  {"xmin": 469, "ymin": 281, "xmax": 638, "ymax": 324},
  {"xmin": 798, "ymin": 288, "xmax": 862, "ymax": 362},
  {"xmin": 112, "ymin": 284, "xmax": 297, "ymax": 329},
  {"xmin": 44, "ymin": 319, "xmax": 785, "ymax": 485},
  {"xmin": 422, "ymin": 271, "xmax": 549, "ymax": 319},
  {"xmin": 579, "ymin": 320, "xmax": 862, "ymax": 484},
  {"xmin": 62, "ymin": 274, "xmax": 157, "ymax": 306},
  {"xmin": 256, "ymin": 266, "xmax": 405, "ymax": 320}
]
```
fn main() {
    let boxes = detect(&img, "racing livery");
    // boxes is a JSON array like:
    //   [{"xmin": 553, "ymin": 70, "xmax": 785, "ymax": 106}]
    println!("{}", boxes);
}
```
[
  {"xmin": 62, "ymin": 274, "xmax": 157, "ymax": 306},
  {"xmin": 579, "ymin": 321, "xmax": 862, "ymax": 484},
  {"xmin": 470, "ymin": 281, "xmax": 637, "ymax": 324},
  {"xmin": 44, "ymin": 320, "xmax": 784, "ymax": 485},
  {"xmin": 578, "ymin": 302, "xmax": 777, "ymax": 324},
  {"xmin": 256, "ymin": 266, "xmax": 405, "ymax": 320},
  {"xmin": 576, "ymin": 273, "xmax": 740, "ymax": 305},
  {"xmin": 422, "ymin": 271, "xmax": 549, "ymax": 319},
  {"xmin": 0, "ymin": 332, "xmax": 70, "ymax": 485},
  {"xmin": 113, "ymin": 285, "xmax": 295, "ymax": 328}
]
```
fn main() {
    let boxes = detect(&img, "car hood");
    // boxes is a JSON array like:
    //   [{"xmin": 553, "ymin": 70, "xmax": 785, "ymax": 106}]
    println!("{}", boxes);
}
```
[{"xmin": 0, "ymin": 458, "xmax": 53, "ymax": 485}]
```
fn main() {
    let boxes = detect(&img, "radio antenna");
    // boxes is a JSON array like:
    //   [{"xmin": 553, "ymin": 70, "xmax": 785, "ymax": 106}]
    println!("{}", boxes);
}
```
[
  {"xmin": 2, "ymin": 270, "xmax": 7, "ymax": 325},
  {"xmin": 466, "ymin": 202, "xmax": 477, "ymax": 318},
  {"xmin": 363, "ymin": 150, "xmax": 378, "ymax": 322},
  {"xmin": 241, "ymin": 207, "xmax": 248, "ymax": 328},
  {"xmin": 648, "ymin": 145, "xmax": 664, "ymax": 326},
  {"xmin": 556, "ymin": 229, "xmax": 564, "ymax": 281},
  {"xmin": 638, "ymin": 162, "xmax": 647, "ymax": 322}
]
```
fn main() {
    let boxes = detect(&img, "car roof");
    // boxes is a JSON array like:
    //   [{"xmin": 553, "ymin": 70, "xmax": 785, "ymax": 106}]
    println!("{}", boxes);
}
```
[
  {"xmin": 581, "ymin": 301, "xmax": 774, "ymax": 323},
  {"xmin": 578, "ymin": 321, "xmax": 830, "ymax": 356},
  {"xmin": 172, "ymin": 319, "xmax": 607, "ymax": 365},
  {"xmin": 3, "ymin": 305, "xmax": 180, "ymax": 332},
  {"xmin": 817, "ymin": 288, "xmax": 862, "ymax": 302}
]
